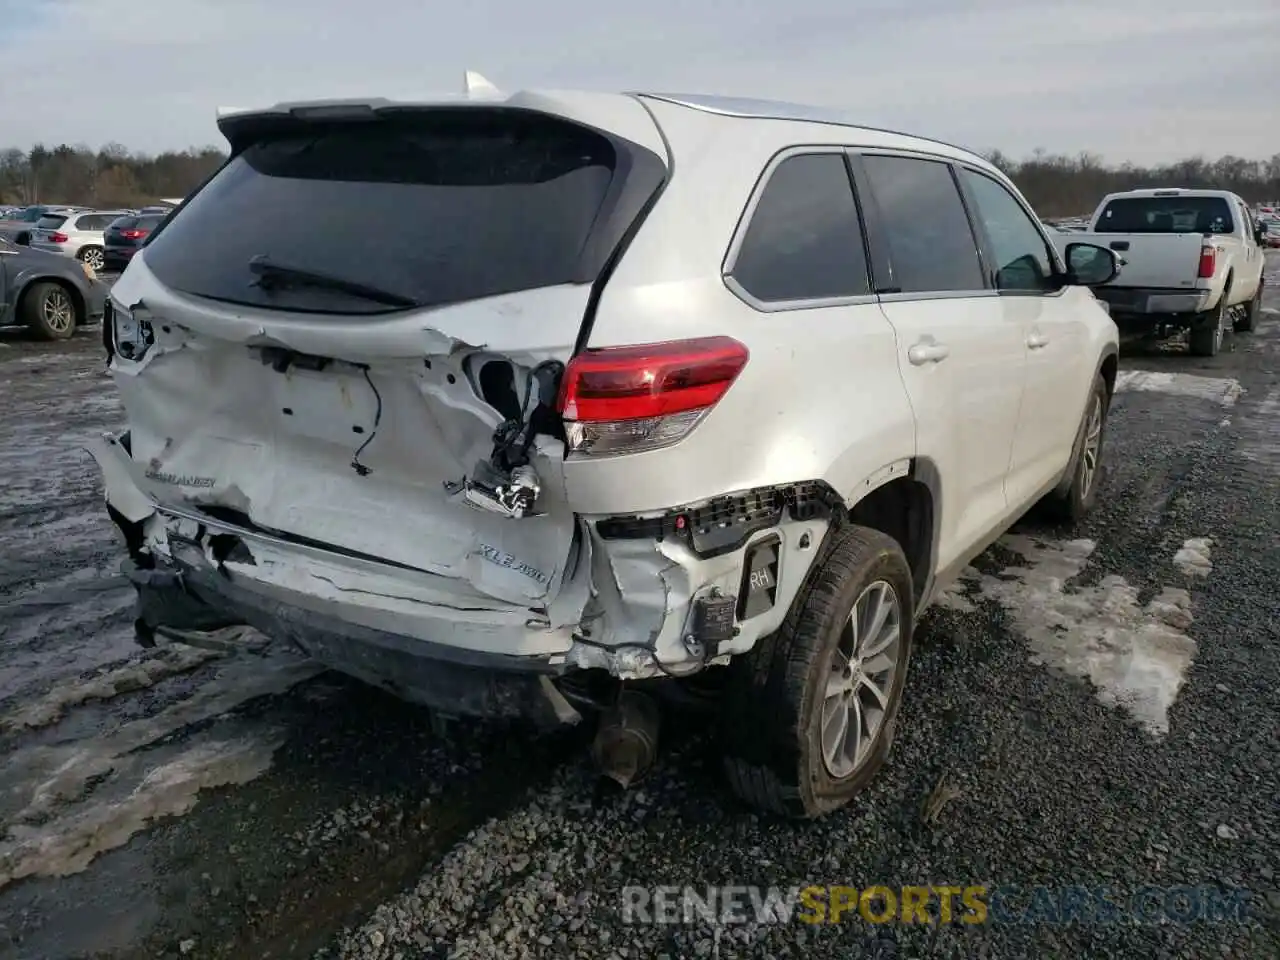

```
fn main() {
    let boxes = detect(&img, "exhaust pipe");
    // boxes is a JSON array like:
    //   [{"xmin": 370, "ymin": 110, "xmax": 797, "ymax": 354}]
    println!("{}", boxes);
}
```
[{"xmin": 592, "ymin": 689, "xmax": 660, "ymax": 788}]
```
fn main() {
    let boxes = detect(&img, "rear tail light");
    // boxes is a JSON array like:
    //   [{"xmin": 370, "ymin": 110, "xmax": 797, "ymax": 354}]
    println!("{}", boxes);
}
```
[
  {"xmin": 50, "ymin": 232, "xmax": 68, "ymax": 243},
  {"xmin": 557, "ymin": 336, "xmax": 748, "ymax": 456},
  {"xmin": 1198, "ymin": 245, "xmax": 1216, "ymax": 279},
  {"xmin": 120, "ymin": 229, "xmax": 149, "ymax": 240}
]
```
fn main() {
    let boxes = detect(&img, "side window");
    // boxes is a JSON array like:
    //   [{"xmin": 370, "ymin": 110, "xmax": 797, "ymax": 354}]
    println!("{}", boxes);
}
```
[
  {"xmin": 959, "ymin": 169, "xmax": 1056, "ymax": 293},
  {"xmin": 1239, "ymin": 203, "xmax": 1255, "ymax": 243},
  {"xmin": 730, "ymin": 153, "xmax": 871, "ymax": 303},
  {"xmin": 860, "ymin": 155, "xmax": 985, "ymax": 294}
]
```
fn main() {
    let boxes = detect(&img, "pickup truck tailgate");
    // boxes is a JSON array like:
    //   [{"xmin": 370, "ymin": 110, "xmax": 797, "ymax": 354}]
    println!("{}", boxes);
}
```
[{"xmin": 1082, "ymin": 232, "xmax": 1205, "ymax": 289}]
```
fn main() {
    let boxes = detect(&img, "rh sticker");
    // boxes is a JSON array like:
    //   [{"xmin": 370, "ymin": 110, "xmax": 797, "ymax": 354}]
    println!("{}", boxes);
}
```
[{"xmin": 476, "ymin": 543, "xmax": 550, "ymax": 586}]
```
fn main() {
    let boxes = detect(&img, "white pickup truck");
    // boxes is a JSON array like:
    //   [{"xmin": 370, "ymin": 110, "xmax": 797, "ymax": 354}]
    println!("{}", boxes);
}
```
[{"xmin": 1066, "ymin": 188, "xmax": 1266, "ymax": 356}]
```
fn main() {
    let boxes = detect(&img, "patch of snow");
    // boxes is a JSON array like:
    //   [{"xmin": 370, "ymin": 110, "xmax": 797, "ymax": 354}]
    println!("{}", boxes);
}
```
[
  {"xmin": 0, "ymin": 650, "xmax": 324, "ymax": 888},
  {"xmin": 0, "ymin": 736, "xmax": 282, "ymax": 886},
  {"xmin": 1114, "ymin": 371, "xmax": 1243, "ymax": 406},
  {"xmin": 1172, "ymin": 538, "xmax": 1213, "ymax": 577},
  {"xmin": 1235, "ymin": 387, "xmax": 1280, "ymax": 468},
  {"xmin": 2, "ymin": 643, "xmax": 225, "ymax": 732},
  {"xmin": 932, "ymin": 568, "xmax": 980, "ymax": 612},
  {"xmin": 958, "ymin": 536, "xmax": 1198, "ymax": 737}
]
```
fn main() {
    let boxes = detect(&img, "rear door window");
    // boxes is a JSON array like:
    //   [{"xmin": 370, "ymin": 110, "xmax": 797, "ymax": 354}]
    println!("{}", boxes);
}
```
[
  {"xmin": 75, "ymin": 214, "xmax": 114, "ymax": 231},
  {"xmin": 859, "ymin": 155, "xmax": 985, "ymax": 294},
  {"xmin": 142, "ymin": 110, "xmax": 646, "ymax": 315},
  {"xmin": 729, "ymin": 152, "xmax": 871, "ymax": 303}
]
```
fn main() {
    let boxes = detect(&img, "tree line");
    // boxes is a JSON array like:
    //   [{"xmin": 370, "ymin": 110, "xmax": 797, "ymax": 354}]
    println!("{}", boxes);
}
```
[
  {"xmin": 0, "ymin": 144, "xmax": 225, "ymax": 209},
  {"xmin": 2, "ymin": 141, "xmax": 1279, "ymax": 218},
  {"xmin": 987, "ymin": 150, "xmax": 1280, "ymax": 218}
]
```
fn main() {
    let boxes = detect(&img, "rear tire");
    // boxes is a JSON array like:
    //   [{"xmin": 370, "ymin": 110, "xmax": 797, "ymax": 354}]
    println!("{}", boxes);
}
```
[
  {"xmin": 1189, "ymin": 290, "xmax": 1228, "ymax": 357},
  {"xmin": 1233, "ymin": 284, "xmax": 1261, "ymax": 333},
  {"xmin": 720, "ymin": 526, "xmax": 915, "ymax": 819},
  {"xmin": 21, "ymin": 281, "xmax": 79, "ymax": 341},
  {"xmin": 1044, "ymin": 374, "xmax": 1109, "ymax": 524}
]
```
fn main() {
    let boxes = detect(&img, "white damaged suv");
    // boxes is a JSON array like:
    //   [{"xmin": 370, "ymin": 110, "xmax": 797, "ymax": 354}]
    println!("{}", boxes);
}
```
[{"xmin": 93, "ymin": 88, "xmax": 1121, "ymax": 817}]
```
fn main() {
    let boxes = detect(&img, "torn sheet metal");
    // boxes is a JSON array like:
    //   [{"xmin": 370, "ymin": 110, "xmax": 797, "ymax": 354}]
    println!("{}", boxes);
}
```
[
  {"xmin": 566, "ymin": 516, "xmax": 830, "ymax": 679},
  {"xmin": 86, "ymin": 434, "xmax": 156, "ymax": 524},
  {"xmin": 106, "ymin": 316, "xmax": 580, "ymax": 608}
]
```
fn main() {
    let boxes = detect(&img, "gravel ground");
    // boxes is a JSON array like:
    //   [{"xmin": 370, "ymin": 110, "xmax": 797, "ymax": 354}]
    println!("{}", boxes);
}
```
[{"xmin": 1, "ymin": 260, "xmax": 1278, "ymax": 959}]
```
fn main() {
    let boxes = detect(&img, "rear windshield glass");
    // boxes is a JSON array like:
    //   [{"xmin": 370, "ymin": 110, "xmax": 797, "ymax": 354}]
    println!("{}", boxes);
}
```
[
  {"xmin": 109, "ymin": 217, "xmax": 139, "ymax": 230},
  {"xmin": 36, "ymin": 215, "xmax": 67, "ymax": 229},
  {"xmin": 1096, "ymin": 196, "xmax": 1235, "ymax": 234},
  {"xmin": 137, "ymin": 214, "xmax": 166, "ymax": 229},
  {"xmin": 143, "ymin": 111, "xmax": 620, "ymax": 314}
]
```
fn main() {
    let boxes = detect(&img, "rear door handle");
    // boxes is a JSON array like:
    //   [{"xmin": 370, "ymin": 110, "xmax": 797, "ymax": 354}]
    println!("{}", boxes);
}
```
[
  {"xmin": 907, "ymin": 339, "xmax": 951, "ymax": 365},
  {"xmin": 1027, "ymin": 332, "xmax": 1049, "ymax": 349}
]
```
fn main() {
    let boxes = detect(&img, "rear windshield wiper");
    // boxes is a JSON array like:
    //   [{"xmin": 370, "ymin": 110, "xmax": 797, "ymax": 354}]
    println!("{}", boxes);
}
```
[{"xmin": 248, "ymin": 254, "xmax": 420, "ymax": 308}]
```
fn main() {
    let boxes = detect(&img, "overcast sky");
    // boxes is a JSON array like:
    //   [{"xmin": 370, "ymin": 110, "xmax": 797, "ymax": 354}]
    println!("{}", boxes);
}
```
[{"xmin": 2, "ymin": 0, "xmax": 1277, "ymax": 164}]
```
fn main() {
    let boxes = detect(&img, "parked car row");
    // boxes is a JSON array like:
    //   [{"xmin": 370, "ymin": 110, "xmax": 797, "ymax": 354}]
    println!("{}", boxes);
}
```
[
  {"xmin": 0, "ymin": 202, "xmax": 175, "ymax": 268},
  {"xmin": 0, "ymin": 204, "xmax": 87, "ymax": 246}
]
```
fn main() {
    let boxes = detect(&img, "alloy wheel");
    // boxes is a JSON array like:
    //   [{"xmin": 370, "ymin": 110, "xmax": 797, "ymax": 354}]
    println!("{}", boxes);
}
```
[
  {"xmin": 1080, "ymin": 394, "xmax": 1103, "ymax": 497},
  {"xmin": 820, "ymin": 580, "xmax": 902, "ymax": 779},
  {"xmin": 41, "ymin": 288, "xmax": 74, "ymax": 334}
]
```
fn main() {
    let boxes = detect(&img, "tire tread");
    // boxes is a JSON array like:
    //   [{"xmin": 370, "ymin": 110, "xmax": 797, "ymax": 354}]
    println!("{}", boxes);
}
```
[{"xmin": 721, "ymin": 524, "xmax": 914, "ymax": 818}]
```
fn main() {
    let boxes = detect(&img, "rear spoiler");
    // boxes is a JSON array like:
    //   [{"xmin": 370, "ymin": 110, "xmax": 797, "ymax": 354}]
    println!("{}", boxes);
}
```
[
  {"xmin": 216, "ymin": 69, "xmax": 504, "ymax": 131},
  {"xmin": 213, "ymin": 81, "xmax": 669, "ymax": 165}
]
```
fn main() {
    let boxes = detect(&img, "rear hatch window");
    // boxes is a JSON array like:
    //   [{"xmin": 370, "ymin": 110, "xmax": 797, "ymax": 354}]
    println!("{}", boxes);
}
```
[
  {"xmin": 1097, "ymin": 196, "xmax": 1235, "ymax": 234},
  {"xmin": 143, "ymin": 109, "xmax": 662, "ymax": 316},
  {"xmin": 35, "ymin": 215, "xmax": 67, "ymax": 229}
]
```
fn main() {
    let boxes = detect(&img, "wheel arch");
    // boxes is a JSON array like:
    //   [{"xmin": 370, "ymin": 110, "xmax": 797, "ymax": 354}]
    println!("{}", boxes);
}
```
[
  {"xmin": 845, "ymin": 459, "xmax": 938, "ymax": 608},
  {"xmin": 17, "ymin": 275, "xmax": 86, "ymax": 326},
  {"xmin": 1097, "ymin": 345, "xmax": 1118, "ymax": 401}
]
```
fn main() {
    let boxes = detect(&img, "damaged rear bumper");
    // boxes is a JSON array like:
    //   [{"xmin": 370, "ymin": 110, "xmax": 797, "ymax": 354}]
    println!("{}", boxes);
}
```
[
  {"xmin": 91, "ymin": 429, "xmax": 837, "ymax": 725},
  {"xmin": 122, "ymin": 559, "xmax": 582, "ymax": 726},
  {"xmin": 93, "ymin": 430, "xmax": 586, "ymax": 725}
]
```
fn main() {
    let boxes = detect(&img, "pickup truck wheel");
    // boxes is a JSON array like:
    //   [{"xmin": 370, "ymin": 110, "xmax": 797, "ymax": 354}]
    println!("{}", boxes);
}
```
[
  {"xmin": 1233, "ymin": 284, "xmax": 1261, "ymax": 333},
  {"xmin": 719, "ymin": 526, "xmax": 915, "ymax": 819},
  {"xmin": 1188, "ymin": 299, "xmax": 1225, "ymax": 356},
  {"xmin": 1046, "ymin": 373, "xmax": 1110, "ymax": 524},
  {"xmin": 20, "ymin": 281, "xmax": 80, "ymax": 341}
]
